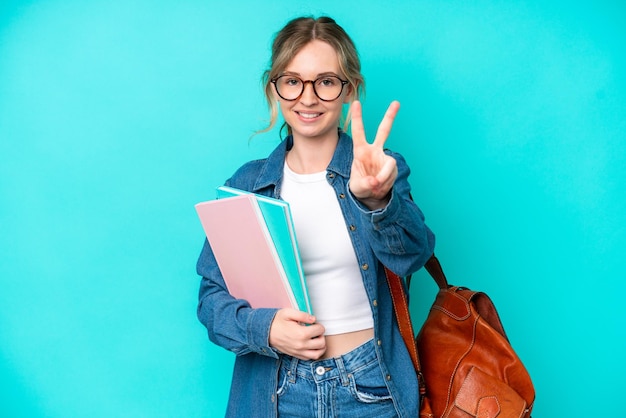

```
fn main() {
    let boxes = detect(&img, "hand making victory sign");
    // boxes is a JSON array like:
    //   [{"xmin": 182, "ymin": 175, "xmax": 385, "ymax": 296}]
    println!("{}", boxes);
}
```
[{"xmin": 349, "ymin": 100, "xmax": 401, "ymax": 210}]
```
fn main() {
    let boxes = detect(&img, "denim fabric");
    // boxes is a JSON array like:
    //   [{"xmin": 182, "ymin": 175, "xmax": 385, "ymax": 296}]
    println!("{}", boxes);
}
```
[
  {"xmin": 197, "ymin": 132, "xmax": 435, "ymax": 417},
  {"xmin": 277, "ymin": 339, "xmax": 398, "ymax": 418}
]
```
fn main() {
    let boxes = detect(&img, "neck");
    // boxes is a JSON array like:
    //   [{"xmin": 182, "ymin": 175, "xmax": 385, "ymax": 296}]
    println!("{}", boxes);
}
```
[{"xmin": 287, "ymin": 132, "xmax": 339, "ymax": 174}]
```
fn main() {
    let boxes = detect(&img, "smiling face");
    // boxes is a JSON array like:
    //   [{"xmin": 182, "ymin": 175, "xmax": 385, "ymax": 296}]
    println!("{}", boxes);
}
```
[{"xmin": 273, "ymin": 40, "xmax": 350, "ymax": 144}]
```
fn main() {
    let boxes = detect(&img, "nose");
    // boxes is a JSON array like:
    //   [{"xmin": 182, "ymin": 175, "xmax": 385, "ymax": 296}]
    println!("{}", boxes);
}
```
[{"xmin": 299, "ymin": 80, "xmax": 318, "ymax": 104}]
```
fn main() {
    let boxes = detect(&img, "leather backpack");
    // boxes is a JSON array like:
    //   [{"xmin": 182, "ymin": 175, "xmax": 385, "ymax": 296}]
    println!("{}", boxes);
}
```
[{"xmin": 385, "ymin": 255, "xmax": 535, "ymax": 418}]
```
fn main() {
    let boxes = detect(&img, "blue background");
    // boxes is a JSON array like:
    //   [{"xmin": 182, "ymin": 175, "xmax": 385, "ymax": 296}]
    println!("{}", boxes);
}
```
[{"xmin": 1, "ymin": 1, "xmax": 624, "ymax": 416}]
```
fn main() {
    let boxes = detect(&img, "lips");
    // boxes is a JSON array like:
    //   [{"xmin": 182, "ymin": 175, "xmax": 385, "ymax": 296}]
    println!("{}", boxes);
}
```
[{"xmin": 296, "ymin": 111, "xmax": 322, "ymax": 120}]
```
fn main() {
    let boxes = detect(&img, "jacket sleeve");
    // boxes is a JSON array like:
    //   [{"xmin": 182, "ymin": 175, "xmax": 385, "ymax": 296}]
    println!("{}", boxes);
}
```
[
  {"xmin": 348, "ymin": 150, "xmax": 435, "ymax": 277},
  {"xmin": 196, "ymin": 237, "xmax": 280, "ymax": 359}
]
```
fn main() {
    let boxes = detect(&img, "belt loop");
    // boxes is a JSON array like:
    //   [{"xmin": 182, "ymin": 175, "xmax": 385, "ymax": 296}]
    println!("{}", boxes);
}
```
[
  {"xmin": 335, "ymin": 356, "xmax": 349, "ymax": 386},
  {"xmin": 288, "ymin": 356, "xmax": 298, "ymax": 383}
]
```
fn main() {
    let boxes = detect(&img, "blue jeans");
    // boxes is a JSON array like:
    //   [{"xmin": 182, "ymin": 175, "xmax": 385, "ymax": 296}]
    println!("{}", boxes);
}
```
[{"xmin": 277, "ymin": 339, "xmax": 399, "ymax": 418}]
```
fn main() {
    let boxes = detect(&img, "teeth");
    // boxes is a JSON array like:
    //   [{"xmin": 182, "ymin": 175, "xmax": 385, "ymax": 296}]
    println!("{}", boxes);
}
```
[{"xmin": 298, "ymin": 112, "xmax": 321, "ymax": 119}]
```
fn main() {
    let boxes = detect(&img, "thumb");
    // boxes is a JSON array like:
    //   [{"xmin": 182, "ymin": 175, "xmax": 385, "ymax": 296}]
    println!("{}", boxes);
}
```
[{"xmin": 280, "ymin": 308, "xmax": 316, "ymax": 325}]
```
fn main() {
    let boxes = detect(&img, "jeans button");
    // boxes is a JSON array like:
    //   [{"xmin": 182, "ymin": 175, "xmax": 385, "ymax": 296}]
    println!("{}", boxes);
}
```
[{"xmin": 315, "ymin": 366, "xmax": 326, "ymax": 376}]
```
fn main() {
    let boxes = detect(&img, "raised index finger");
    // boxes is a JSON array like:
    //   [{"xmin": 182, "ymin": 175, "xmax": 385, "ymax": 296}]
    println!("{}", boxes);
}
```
[
  {"xmin": 349, "ymin": 100, "xmax": 366, "ymax": 144},
  {"xmin": 373, "ymin": 101, "xmax": 400, "ymax": 148}
]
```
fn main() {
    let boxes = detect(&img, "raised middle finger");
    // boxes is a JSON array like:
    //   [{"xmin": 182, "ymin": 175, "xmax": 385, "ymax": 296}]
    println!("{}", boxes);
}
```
[{"xmin": 373, "ymin": 101, "xmax": 400, "ymax": 148}]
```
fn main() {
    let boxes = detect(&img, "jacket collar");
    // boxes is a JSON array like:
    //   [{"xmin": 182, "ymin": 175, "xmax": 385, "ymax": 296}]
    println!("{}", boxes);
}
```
[{"xmin": 253, "ymin": 131, "xmax": 353, "ymax": 193}]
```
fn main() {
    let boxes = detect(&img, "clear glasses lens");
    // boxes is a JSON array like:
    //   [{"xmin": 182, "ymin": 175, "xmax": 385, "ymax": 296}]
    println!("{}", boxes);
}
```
[{"xmin": 274, "ymin": 76, "xmax": 345, "ymax": 101}]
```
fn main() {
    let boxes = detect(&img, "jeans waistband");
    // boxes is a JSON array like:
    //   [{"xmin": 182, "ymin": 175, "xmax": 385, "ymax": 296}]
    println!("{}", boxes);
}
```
[{"xmin": 282, "ymin": 339, "xmax": 377, "ymax": 385}]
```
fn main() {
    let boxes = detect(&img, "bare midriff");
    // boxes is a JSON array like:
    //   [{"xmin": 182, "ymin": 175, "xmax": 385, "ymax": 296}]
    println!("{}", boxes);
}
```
[{"xmin": 321, "ymin": 328, "xmax": 375, "ymax": 359}]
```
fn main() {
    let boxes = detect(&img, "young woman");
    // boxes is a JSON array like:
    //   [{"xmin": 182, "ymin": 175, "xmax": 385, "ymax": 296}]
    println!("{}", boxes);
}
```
[{"xmin": 196, "ymin": 16, "xmax": 435, "ymax": 418}]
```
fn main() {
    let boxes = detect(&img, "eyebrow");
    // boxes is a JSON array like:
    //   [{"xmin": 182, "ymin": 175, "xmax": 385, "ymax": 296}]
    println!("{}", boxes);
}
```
[{"xmin": 280, "ymin": 71, "xmax": 342, "ymax": 78}]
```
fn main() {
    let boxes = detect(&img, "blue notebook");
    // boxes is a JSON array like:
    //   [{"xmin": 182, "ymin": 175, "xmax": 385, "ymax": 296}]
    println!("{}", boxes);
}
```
[{"xmin": 216, "ymin": 186, "xmax": 312, "ymax": 314}]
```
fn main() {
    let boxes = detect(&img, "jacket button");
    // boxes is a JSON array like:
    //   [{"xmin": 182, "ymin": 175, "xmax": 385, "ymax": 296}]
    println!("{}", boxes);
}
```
[
  {"xmin": 350, "ymin": 224, "xmax": 356, "ymax": 231},
  {"xmin": 339, "ymin": 193, "xmax": 345, "ymax": 199},
  {"xmin": 372, "ymin": 299, "xmax": 378, "ymax": 307},
  {"xmin": 361, "ymin": 263, "xmax": 369, "ymax": 270}
]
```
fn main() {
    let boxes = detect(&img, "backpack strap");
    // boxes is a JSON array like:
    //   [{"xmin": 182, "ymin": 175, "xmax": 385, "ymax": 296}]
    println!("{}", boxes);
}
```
[
  {"xmin": 384, "ymin": 254, "xmax": 449, "ymax": 399},
  {"xmin": 423, "ymin": 253, "xmax": 449, "ymax": 290}
]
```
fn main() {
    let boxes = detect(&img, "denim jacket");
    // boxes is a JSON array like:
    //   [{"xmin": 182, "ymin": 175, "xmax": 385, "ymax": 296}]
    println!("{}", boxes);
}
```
[{"xmin": 197, "ymin": 132, "xmax": 435, "ymax": 417}]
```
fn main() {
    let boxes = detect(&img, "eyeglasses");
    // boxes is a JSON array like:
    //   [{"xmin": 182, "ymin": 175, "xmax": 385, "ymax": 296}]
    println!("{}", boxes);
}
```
[{"xmin": 271, "ymin": 75, "xmax": 349, "ymax": 102}]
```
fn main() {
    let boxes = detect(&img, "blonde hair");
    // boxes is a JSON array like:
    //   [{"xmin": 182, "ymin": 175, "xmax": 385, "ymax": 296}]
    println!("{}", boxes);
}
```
[{"xmin": 259, "ymin": 16, "xmax": 365, "ymax": 136}]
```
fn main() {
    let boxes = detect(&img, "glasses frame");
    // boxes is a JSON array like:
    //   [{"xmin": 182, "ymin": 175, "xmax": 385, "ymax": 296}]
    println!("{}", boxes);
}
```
[{"xmin": 271, "ymin": 75, "xmax": 349, "ymax": 102}]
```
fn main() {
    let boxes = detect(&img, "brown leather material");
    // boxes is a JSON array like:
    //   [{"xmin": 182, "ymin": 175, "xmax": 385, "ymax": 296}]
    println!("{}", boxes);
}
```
[
  {"xmin": 454, "ymin": 367, "xmax": 526, "ymax": 418},
  {"xmin": 385, "ymin": 255, "xmax": 535, "ymax": 418}
]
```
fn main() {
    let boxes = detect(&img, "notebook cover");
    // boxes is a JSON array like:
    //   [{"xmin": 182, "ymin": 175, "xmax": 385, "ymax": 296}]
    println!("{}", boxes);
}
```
[
  {"xmin": 216, "ymin": 186, "xmax": 311, "ymax": 313},
  {"xmin": 195, "ymin": 194, "xmax": 296, "ymax": 310}
]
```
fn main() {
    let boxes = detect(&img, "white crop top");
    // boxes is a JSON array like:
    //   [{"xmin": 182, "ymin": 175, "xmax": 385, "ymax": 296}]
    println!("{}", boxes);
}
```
[{"xmin": 281, "ymin": 163, "xmax": 374, "ymax": 335}]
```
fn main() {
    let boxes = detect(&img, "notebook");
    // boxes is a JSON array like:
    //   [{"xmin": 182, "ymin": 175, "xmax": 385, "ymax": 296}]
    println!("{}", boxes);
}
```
[{"xmin": 215, "ymin": 186, "xmax": 311, "ymax": 313}]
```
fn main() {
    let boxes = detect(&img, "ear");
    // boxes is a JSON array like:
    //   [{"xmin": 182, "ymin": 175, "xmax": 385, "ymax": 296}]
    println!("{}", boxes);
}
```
[
  {"xmin": 270, "ymin": 83, "xmax": 280, "ymax": 101},
  {"xmin": 343, "ymin": 83, "xmax": 355, "ymax": 104}
]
